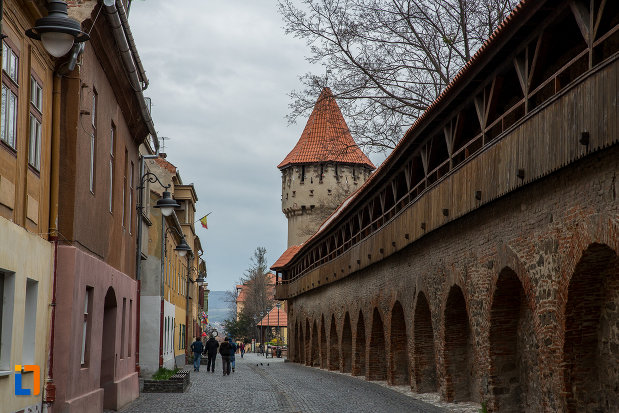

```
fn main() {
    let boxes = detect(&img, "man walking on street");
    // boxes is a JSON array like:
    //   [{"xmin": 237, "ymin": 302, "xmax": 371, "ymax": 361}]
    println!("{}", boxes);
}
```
[
  {"xmin": 190, "ymin": 337, "xmax": 204, "ymax": 372},
  {"xmin": 204, "ymin": 335, "xmax": 219, "ymax": 373},
  {"xmin": 240, "ymin": 342, "xmax": 245, "ymax": 358},
  {"xmin": 219, "ymin": 337, "xmax": 232, "ymax": 376}
]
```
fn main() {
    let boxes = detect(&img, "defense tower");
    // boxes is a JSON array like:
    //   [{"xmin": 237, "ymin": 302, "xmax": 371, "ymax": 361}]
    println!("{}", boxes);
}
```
[{"xmin": 278, "ymin": 88, "xmax": 375, "ymax": 247}]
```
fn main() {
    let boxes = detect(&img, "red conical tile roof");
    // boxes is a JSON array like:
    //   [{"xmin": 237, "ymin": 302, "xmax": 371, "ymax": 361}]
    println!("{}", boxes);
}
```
[{"xmin": 278, "ymin": 88, "xmax": 375, "ymax": 170}]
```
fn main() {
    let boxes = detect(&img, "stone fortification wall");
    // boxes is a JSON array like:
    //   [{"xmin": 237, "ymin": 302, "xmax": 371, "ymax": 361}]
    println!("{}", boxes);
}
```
[{"xmin": 287, "ymin": 145, "xmax": 618, "ymax": 412}]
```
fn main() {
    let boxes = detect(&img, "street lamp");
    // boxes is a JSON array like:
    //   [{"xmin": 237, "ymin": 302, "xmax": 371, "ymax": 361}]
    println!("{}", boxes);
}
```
[
  {"xmin": 25, "ymin": 0, "xmax": 89, "ymax": 58},
  {"xmin": 196, "ymin": 272, "xmax": 207, "ymax": 286},
  {"xmin": 154, "ymin": 191, "xmax": 180, "ymax": 217}
]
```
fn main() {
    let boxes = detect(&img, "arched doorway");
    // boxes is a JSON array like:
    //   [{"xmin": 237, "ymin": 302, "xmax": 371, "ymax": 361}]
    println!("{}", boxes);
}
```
[
  {"xmin": 329, "ymin": 314, "xmax": 339, "ymax": 370},
  {"xmin": 368, "ymin": 308, "xmax": 387, "ymax": 381},
  {"xmin": 563, "ymin": 243, "xmax": 618, "ymax": 412},
  {"xmin": 353, "ymin": 310, "xmax": 366, "ymax": 376},
  {"xmin": 320, "ymin": 315, "xmax": 327, "ymax": 368},
  {"xmin": 341, "ymin": 313, "xmax": 352, "ymax": 373},
  {"xmin": 389, "ymin": 301, "xmax": 409, "ymax": 385},
  {"xmin": 101, "ymin": 287, "xmax": 117, "ymax": 409},
  {"xmin": 311, "ymin": 320, "xmax": 319, "ymax": 366},
  {"xmin": 444, "ymin": 285, "xmax": 473, "ymax": 402},
  {"xmin": 413, "ymin": 292, "xmax": 437, "ymax": 392},
  {"xmin": 489, "ymin": 268, "xmax": 534, "ymax": 412}
]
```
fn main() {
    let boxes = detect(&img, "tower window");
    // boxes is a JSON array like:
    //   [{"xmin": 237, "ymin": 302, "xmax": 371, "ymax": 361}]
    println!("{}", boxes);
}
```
[
  {"xmin": 301, "ymin": 165, "xmax": 305, "ymax": 183},
  {"xmin": 292, "ymin": 191, "xmax": 296, "ymax": 197},
  {"xmin": 310, "ymin": 190, "xmax": 314, "ymax": 196},
  {"xmin": 320, "ymin": 164, "xmax": 324, "ymax": 183}
]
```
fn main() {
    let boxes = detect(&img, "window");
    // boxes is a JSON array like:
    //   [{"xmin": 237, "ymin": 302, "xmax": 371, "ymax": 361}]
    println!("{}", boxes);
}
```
[
  {"xmin": 109, "ymin": 124, "xmax": 115, "ymax": 212},
  {"xmin": 301, "ymin": 165, "xmax": 305, "ymax": 183},
  {"xmin": 89, "ymin": 89, "xmax": 97, "ymax": 193},
  {"xmin": 122, "ymin": 149, "xmax": 127, "ymax": 227},
  {"xmin": 81, "ymin": 287, "xmax": 93, "ymax": 366},
  {"xmin": 28, "ymin": 115, "xmax": 41, "ymax": 170},
  {"xmin": 28, "ymin": 77, "xmax": 43, "ymax": 170},
  {"xmin": 129, "ymin": 162, "xmax": 134, "ymax": 234},
  {"xmin": 22, "ymin": 279, "xmax": 38, "ymax": 365},
  {"xmin": 0, "ymin": 271, "xmax": 15, "ymax": 371},
  {"xmin": 1, "ymin": 41, "xmax": 18, "ymax": 150}
]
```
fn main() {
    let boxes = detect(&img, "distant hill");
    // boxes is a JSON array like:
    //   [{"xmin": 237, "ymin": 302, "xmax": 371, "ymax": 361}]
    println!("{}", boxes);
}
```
[{"xmin": 207, "ymin": 291, "xmax": 233, "ymax": 323}]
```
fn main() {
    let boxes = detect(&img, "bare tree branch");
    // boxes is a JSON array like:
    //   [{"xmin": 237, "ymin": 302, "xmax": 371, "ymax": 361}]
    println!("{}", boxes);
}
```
[{"xmin": 279, "ymin": 0, "xmax": 519, "ymax": 153}]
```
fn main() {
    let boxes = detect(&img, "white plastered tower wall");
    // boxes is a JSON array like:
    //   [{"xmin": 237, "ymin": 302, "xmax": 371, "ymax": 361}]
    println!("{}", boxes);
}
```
[{"xmin": 281, "ymin": 163, "xmax": 372, "ymax": 247}]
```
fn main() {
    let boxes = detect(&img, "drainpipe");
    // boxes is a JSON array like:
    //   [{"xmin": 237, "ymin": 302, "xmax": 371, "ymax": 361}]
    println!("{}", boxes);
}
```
[
  {"xmin": 102, "ymin": 0, "xmax": 158, "ymax": 151},
  {"xmin": 43, "ymin": 60, "xmax": 65, "ymax": 406},
  {"xmin": 159, "ymin": 213, "xmax": 165, "ymax": 368}
]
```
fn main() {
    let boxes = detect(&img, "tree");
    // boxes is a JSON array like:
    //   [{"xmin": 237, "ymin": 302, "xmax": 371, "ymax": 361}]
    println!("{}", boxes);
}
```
[
  {"xmin": 223, "ymin": 312, "xmax": 253, "ymax": 340},
  {"xmin": 279, "ymin": 0, "xmax": 518, "ymax": 153},
  {"xmin": 231, "ymin": 247, "xmax": 276, "ymax": 341}
]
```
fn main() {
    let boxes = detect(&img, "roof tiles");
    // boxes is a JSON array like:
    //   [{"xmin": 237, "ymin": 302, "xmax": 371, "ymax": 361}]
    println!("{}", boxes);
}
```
[{"xmin": 278, "ymin": 88, "xmax": 375, "ymax": 170}]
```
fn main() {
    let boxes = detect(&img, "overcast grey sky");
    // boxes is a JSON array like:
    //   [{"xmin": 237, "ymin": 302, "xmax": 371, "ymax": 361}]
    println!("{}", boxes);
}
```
[{"xmin": 129, "ymin": 1, "xmax": 383, "ymax": 292}]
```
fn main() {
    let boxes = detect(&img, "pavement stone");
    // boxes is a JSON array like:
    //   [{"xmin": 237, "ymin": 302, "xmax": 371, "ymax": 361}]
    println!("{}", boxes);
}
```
[{"xmin": 114, "ymin": 353, "xmax": 472, "ymax": 413}]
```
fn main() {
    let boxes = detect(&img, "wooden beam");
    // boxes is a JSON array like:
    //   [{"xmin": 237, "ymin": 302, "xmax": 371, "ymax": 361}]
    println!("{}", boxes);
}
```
[
  {"xmin": 569, "ymin": 0, "xmax": 591, "ymax": 44},
  {"xmin": 593, "ymin": 0, "xmax": 608, "ymax": 40},
  {"xmin": 513, "ymin": 54, "xmax": 528, "ymax": 95}
]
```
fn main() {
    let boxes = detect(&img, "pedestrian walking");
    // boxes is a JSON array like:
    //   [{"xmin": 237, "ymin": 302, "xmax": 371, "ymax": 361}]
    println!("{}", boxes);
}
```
[
  {"xmin": 204, "ymin": 335, "xmax": 219, "ymax": 373},
  {"xmin": 240, "ymin": 342, "xmax": 245, "ymax": 358},
  {"xmin": 230, "ymin": 339, "xmax": 237, "ymax": 373},
  {"xmin": 190, "ymin": 337, "xmax": 204, "ymax": 372},
  {"xmin": 219, "ymin": 337, "xmax": 232, "ymax": 376}
]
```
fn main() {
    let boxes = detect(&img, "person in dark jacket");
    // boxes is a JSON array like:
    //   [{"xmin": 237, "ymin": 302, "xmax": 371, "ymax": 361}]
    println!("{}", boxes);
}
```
[
  {"xmin": 229, "ymin": 339, "xmax": 237, "ymax": 372},
  {"xmin": 190, "ymin": 337, "xmax": 204, "ymax": 372},
  {"xmin": 219, "ymin": 337, "xmax": 232, "ymax": 376},
  {"xmin": 204, "ymin": 336, "xmax": 219, "ymax": 373}
]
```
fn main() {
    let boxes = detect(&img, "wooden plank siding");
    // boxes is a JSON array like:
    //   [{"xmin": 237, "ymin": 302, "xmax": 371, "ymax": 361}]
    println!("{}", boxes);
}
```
[{"xmin": 276, "ymin": 56, "xmax": 618, "ymax": 300}]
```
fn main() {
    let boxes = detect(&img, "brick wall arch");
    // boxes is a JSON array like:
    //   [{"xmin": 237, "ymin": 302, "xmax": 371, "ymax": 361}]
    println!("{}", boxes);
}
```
[
  {"xmin": 488, "ymin": 267, "xmax": 537, "ymax": 412},
  {"xmin": 341, "ymin": 312, "xmax": 353, "ymax": 373},
  {"xmin": 304, "ymin": 319, "xmax": 311, "ymax": 365},
  {"xmin": 368, "ymin": 307, "xmax": 387, "ymax": 381},
  {"xmin": 311, "ymin": 319, "xmax": 320, "ymax": 366},
  {"xmin": 320, "ymin": 314, "xmax": 327, "ymax": 368},
  {"xmin": 442, "ymin": 284, "xmax": 475, "ymax": 402},
  {"xmin": 353, "ymin": 310, "xmax": 366, "ymax": 376},
  {"xmin": 389, "ymin": 301, "xmax": 410, "ymax": 385},
  {"xmin": 562, "ymin": 243, "xmax": 618, "ymax": 413},
  {"xmin": 328, "ymin": 314, "xmax": 340, "ymax": 370},
  {"xmin": 413, "ymin": 291, "xmax": 437, "ymax": 392}
]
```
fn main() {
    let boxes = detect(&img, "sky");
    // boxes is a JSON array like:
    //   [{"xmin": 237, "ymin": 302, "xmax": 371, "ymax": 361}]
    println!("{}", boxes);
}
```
[{"xmin": 128, "ymin": 1, "xmax": 383, "ymax": 292}]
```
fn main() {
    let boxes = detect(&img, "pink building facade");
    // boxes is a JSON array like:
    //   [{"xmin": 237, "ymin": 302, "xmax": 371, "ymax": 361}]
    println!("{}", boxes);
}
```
[{"xmin": 53, "ymin": 246, "xmax": 138, "ymax": 412}]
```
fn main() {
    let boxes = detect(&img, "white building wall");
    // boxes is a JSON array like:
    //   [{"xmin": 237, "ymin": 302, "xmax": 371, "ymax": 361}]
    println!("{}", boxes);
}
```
[
  {"xmin": 139, "ymin": 295, "xmax": 161, "ymax": 376},
  {"xmin": 163, "ymin": 300, "xmax": 175, "ymax": 369}
]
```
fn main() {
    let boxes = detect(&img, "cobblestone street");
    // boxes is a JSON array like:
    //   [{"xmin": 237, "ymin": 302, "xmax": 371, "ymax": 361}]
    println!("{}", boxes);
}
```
[{"xmin": 115, "ymin": 353, "xmax": 455, "ymax": 413}]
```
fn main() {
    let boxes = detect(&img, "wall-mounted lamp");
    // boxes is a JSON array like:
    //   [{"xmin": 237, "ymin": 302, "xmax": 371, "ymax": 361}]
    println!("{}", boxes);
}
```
[{"xmin": 25, "ymin": 0, "xmax": 89, "ymax": 58}]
